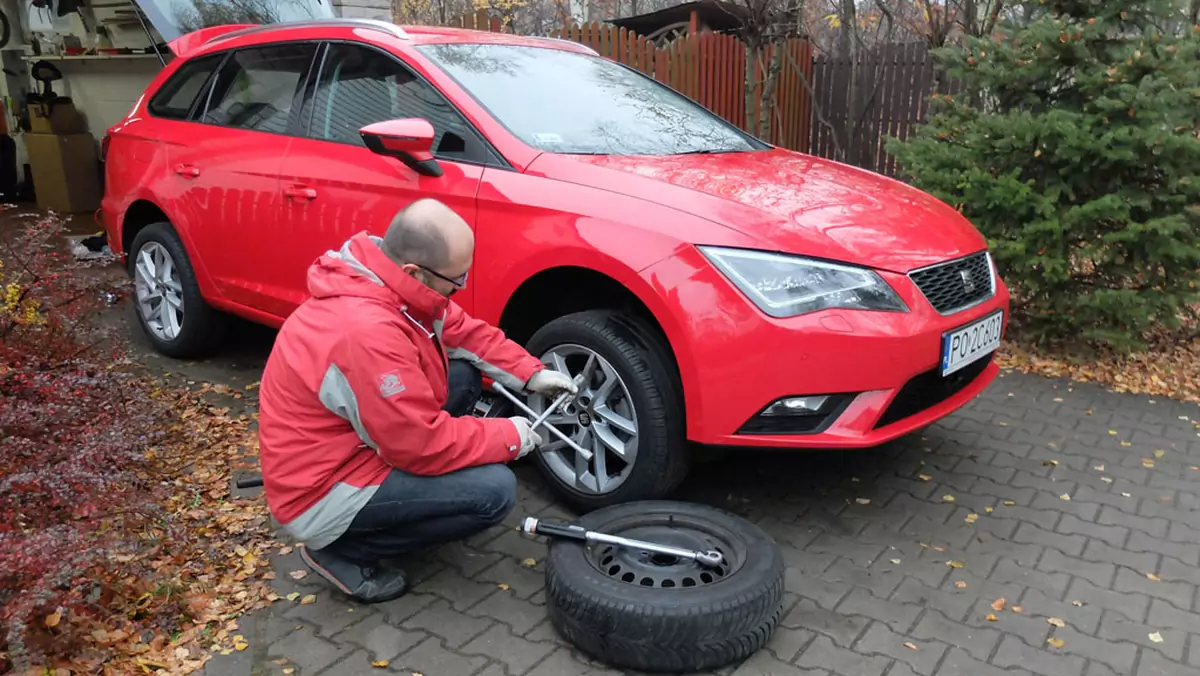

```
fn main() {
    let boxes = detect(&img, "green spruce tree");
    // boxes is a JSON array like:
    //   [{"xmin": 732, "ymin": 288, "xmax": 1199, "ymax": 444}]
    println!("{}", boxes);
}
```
[{"xmin": 889, "ymin": 0, "xmax": 1200, "ymax": 351}]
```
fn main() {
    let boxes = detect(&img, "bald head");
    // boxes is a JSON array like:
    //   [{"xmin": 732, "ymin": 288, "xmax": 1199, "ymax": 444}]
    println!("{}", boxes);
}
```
[{"xmin": 381, "ymin": 198, "xmax": 474, "ymax": 296}]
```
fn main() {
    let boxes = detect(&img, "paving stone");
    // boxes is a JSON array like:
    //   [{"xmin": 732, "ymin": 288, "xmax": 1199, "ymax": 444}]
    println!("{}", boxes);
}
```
[
  {"xmin": 1097, "ymin": 612, "xmax": 1187, "ymax": 662},
  {"xmin": 991, "ymin": 556, "xmax": 1071, "ymax": 599},
  {"xmin": 282, "ymin": 592, "xmax": 366, "ymax": 638},
  {"xmin": 523, "ymin": 647, "xmax": 623, "ymax": 676},
  {"xmin": 764, "ymin": 626, "xmax": 816, "ymax": 663},
  {"xmin": 1129, "ymin": 530, "xmax": 1200, "ymax": 567},
  {"xmin": 1082, "ymin": 539, "xmax": 1159, "ymax": 573},
  {"xmin": 1019, "ymin": 588, "xmax": 1103, "ymax": 636},
  {"xmin": 390, "ymin": 636, "xmax": 488, "ymax": 675},
  {"xmin": 780, "ymin": 597, "xmax": 870, "ymax": 648},
  {"xmin": 910, "ymin": 609, "xmax": 1000, "ymax": 662},
  {"xmin": 1097, "ymin": 506, "xmax": 1170, "ymax": 539},
  {"xmin": 332, "ymin": 613, "xmax": 426, "ymax": 662},
  {"xmin": 266, "ymin": 625, "xmax": 342, "ymax": 673},
  {"xmin": 1013, "ymin": 522, "xmax": 1087, "ymax": 557},
  {"xmin": 852, "ymin": 621, "xmax": 945, "ymax": 675},
  {"xmin": 993, "ymin": 633, "xmax": 1086, "ymax": 676},
  {"xmin": 835, "ymin": 587, "xmax": 922, "ymax": 634},
  {"xmin": 1037, "ymin": 548, "xmax": 1117, "ymax": 589},
  {"xmin": 1045, "ymin": 625, "xmax": 1138, "ymax": 675},
  {"xmin": 460, "ymin": 623, "xmax": 556, "ymax": 675},
  {"xmin": 422, "ymin": 567, "xmax": 500, "ymax": 612},
  {"xmin": 1137, "ymin": 648, "xmax": 1199, "ymax": 676},
  {"xmin": 1114, "ymin": 567, "xmax": 1196, "ymax": 605},
  {"xmin": 730, "ymin": 651, "xmax": 829, "ymax": 676},
  {"xmin": 374, "ymin": 591, "xmax": 438, "ymax": 624},
  {"xmin": 795, "ymin": 635, "xmax": 890, "ymax": 676},
  {"xmin": 473, "ymin": 557, "xmax": 547, "ymax": 600},
  {"xmin": 1065, "ymin": 578, "xmax": 1151, "ymax": 624},
  {"xmin": 937, "ymin": 647, "xmax": 1037, "ymax": 676},
  {"xmin": 401, "ymin": 598, "xmax": 494, "ymax": 647},
  {"xmin": 468, "ymin": 588, "xmax": 547, "ymax": 636},
  {"xmin": 1057, "ymin": 514, "xmax": 1129, "ymax": 549}
]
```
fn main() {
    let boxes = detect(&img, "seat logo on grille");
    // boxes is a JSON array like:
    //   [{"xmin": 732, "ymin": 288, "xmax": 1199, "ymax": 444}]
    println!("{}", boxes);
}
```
[{"xmin": 960, "ymin": 269, "xmax": 976, "ymax": 293}]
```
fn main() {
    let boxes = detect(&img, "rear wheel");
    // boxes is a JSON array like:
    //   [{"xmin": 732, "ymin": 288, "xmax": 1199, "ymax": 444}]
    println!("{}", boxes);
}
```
[
  {"xmin": 128, "ymin": 222, "xmax": 226, "ymax": 358},
  {"xmin": 523, "ymin": 310, "xmax": 689, "ymax": 512}
]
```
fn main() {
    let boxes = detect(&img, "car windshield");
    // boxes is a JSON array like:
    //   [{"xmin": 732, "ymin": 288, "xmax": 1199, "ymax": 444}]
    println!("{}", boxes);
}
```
[{"xmin": 416, "ymin": 42, "xmax": 765, "ymax": 156}]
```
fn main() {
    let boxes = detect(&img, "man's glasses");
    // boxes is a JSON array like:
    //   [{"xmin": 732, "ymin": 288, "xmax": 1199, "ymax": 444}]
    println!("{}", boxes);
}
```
[{"xmin": 418, "ymin": 265, "xmax": 468, "ymax": 289}]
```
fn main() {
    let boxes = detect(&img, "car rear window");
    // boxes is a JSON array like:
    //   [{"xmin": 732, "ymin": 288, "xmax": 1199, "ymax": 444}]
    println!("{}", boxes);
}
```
[
  {"xmin": 147, "ymin": 53, "xmax": 224, "ymax": 120},
  {"xmin": 200, "ymin": 43, "xmax": 317, "ymax": 135}
]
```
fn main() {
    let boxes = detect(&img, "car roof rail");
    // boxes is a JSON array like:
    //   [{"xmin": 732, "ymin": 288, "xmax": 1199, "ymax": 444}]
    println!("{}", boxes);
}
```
[{"xmin": 205, "ymin": 18, "xmax": 411, "ymax": 47}]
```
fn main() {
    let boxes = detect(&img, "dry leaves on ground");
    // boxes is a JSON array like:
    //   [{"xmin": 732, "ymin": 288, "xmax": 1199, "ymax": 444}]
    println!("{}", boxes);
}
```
[
  {"xmin": 19, "ymin": 385, "xmax": 279, "ymax": 675},
  {"xmin": 996, "ymin": 338, "xmax": 1200, "ymax": 406}
]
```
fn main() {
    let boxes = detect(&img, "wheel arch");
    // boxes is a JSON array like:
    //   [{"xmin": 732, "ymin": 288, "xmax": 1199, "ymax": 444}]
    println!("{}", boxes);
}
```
[
  {"xmin": 120, "ymin": 197, "xmax": 220, "ymax": 300},
  {"xmin": 492, "ymin": 257, "xmax": 700, "ymax": 437}
]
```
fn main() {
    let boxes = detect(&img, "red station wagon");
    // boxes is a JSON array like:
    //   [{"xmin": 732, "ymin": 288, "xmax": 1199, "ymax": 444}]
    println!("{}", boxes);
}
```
[{"xmin": 101, "ymin": 18, "xmax": 1010, "ymax": 511}]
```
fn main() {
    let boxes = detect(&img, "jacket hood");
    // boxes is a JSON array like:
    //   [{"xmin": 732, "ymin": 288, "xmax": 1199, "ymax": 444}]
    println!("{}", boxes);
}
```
[
  {"xmin": 526, "ymin": 149, "xmax": 988, "ymax": 273},
  {"xmin": 307, "ymin": 232, "xmax": 449, "ymax": 321}
]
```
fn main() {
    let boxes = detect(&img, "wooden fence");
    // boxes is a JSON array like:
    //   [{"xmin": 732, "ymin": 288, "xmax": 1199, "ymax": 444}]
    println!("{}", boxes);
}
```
[
  {"xmin": 446, "ymin": 11, "xmax": 814, "ymax": 153},
  {"xmin": 809, "ymin": 42, "xmax": 961, "ymax": 176},
  {"xmin": 444, "ymin": 13, "xmax": 959, "ymax": 177}
]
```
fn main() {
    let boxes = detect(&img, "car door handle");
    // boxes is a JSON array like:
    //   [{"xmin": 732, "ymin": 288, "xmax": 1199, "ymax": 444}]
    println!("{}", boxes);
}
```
[
  {"xmin": 284, "ymin": 186, "xmax": 317, "ymax": 200},
  {"xmin": 173, "ymin": 163, "xmax": 200, "ymax": 178}
]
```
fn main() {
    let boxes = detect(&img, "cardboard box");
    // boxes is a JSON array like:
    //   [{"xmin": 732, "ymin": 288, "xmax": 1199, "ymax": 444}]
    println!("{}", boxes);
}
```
[
  {"xmin": 29, "ymin": 100, "xmax": 86, "ymax": 134},
  {"xmin": 25, "ymin": 132, "xmax": 101, "ymax": 213}
]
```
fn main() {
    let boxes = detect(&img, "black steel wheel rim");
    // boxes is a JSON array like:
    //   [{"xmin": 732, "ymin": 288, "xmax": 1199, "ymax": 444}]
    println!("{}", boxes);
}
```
[{"xmin": 585, "ymin": 513, "xmax": 746, "ymax": 589}]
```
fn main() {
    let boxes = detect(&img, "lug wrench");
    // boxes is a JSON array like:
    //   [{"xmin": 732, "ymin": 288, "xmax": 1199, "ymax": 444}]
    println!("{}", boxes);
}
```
[
  {"xmin": 522, "ymin": 516, "xmax": 725, "ymax": 568},
  {"xmin": 491, "ymin": 378, "xmax": 593, "ymax": 461}
]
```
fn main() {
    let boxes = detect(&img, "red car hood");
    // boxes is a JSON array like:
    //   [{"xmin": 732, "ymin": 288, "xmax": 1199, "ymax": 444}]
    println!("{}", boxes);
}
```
[{"xmin": 526, "ymin": 149, "xmax": 987, "ymax": 273}]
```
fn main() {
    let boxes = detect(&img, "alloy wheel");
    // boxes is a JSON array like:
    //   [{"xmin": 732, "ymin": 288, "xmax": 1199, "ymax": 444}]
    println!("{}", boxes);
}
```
[
  {"xmin": 528, "ymin": 343, "xmax": 640, "ymax": 495},
  {"xmin": 133, "ymin": 242, "xmax": 185, "ymax": 342}
]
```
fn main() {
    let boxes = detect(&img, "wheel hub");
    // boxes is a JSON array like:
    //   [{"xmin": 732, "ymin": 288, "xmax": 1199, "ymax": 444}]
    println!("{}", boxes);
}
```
[
  {"xmin": 527, "ymin": 344, "xmax": 640, "ymax": 495},
  {"xmin": 587, "ymin": 520, "xmax": 740, "ymax": 589}
]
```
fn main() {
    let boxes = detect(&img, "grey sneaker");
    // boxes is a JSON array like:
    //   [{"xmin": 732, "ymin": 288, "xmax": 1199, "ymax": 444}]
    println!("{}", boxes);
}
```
[{"xmin": 299, "ymin": 545, "xmax": 408, "ymax": 604}]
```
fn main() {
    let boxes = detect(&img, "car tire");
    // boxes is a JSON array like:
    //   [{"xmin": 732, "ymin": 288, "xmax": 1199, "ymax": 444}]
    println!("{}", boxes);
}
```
[
  {"xmin": 524, "ymin": 310, "xmax": 689, "ymax": 512},
  {"xmin": 543, "ymin": 500, "xmax": 786, "ymax": 673},
  {"xmin": 128, "ymin": 222, "xmax": 226, "ymax": 358}
]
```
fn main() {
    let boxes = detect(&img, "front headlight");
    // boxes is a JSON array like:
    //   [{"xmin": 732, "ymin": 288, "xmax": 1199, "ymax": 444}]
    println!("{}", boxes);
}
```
[{"xmin": 698, "ymin": 246, "xmax": 908, "ymax": 318}]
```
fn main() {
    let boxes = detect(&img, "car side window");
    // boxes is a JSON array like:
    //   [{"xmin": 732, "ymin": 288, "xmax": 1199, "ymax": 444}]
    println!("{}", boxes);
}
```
[
  {"xmin": 148, "ymin": 53, "xmax": 225, "ymax": 120},
  {"xmin": 304, "ymin": 43, "xmax": 486, "ymax": 163},
  {"xmin": 201, "ymin": 43, "xmax": 318, "ymax": 135}
]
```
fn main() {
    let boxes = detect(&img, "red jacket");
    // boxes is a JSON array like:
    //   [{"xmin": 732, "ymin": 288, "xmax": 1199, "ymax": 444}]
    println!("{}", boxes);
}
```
[{"xmin": 257, "ymin": 232, "xmax": 544, "ymax": 550}]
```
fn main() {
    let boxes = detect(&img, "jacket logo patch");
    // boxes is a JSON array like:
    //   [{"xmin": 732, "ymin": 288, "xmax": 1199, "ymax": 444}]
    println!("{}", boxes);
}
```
[{"xmin": 378, "ymin": 371, "xmax": 406, "ymax": 398}]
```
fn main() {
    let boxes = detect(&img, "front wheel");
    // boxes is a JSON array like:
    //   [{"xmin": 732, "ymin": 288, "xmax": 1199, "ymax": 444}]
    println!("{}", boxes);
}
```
[{"xmin": 524, "ymin": 310, "xmax": 689, "ymax": 512}]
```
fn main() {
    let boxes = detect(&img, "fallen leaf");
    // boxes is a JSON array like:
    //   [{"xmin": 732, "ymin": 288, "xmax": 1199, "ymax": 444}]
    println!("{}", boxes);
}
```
[
  {"xmin": 413, "ymin": 672, "xmax": 426, "ymax": 676},
  {"xmin": 1011, "ymin": 605, "xmax": 1023, "ymax": 613},
  {"xmin": 1048, "ymin": 618, "xmax": 1066, "ymax": 628},
  {"xmin": 933, "ymin": 546, "xmax": 945, "ymax": 552},
  {"xmin": 285, "ymin": 592, "xmax": 300, "ymax": 602},
  {"xmin": 851, "ymin": 477, "xmax": 860, "ymax": 482},
  {"xmin": 942, "ymin": 495, "xmax": 956, "ymax": 503},
  {"xmin": 1094, "ymin": 464, "xmax": 1106, "ymax": 471},
  {"xmin": 855, "ymin": 498, "xmax": 871, "ymax": 505},
  {"xmin": 991, "ymin": 598, "xmax": 1007, "ymax": 611},
  {"xmin": 1122, "ymin": 492, "xmax": 1132, "ymax": 498},
  {"xmin": 904, "ymin": 642, "xmax": 919, "ymax": 651},
  {"xmin": 1154, "ymin": 449, "xmax": 1165, "ymax": 458},
  {"xmin": 986, "ymin": 613, "xmax": 999, "ymax": 622},
  {"xmin": 271, "ymin": 659, "xmax": 289, "ymax": 666},
  {"xmin": 1101, "ymin": 477, "xmax": 1114, "ymax": 483},
  {"xmin": 1147, "ymin": 573, "xmax": 1161, "ymax": 581},
  {"xmin": 1071, "ymin": 600, "xmax": 1083, "ymax": 607},
  {"xmin": 965, "ymin": 513, "xmax": 979, "ymax": 524},
  {"xmin": 521, "ymin": 558, "xmax": 537, "ymax": 568},
  {"xmin": 890, "ymin": 558, "xmax": 902, "ymax": 564},
  {"xmin": 955, "ymin": 581, "xmax": 968, "ymax": 589},
  {"xmin": 1003, "ymin": 500, "xmax": 1016, "ymax": 506},
  {"xmin": 278, "ymin": 546, "xmax": 293, "ymax": 555},
  {"xmin": 234, "ymin": 641, "xmax": 249, "ymax": 652},
  {"xmin": 947, "ymin": 560, "xmax": 965, "ymax": 569},
  {"xmin": 1043, "ymin": 459, "xmax": 1059, "ymax": 467},
  {"xmin": 917, "ymin": 474, "xmax": 932, "ymax": 481},
  {"xmin": 985, "ymin": 506, "xmax": 994, "ymax": 513},
  {"xmin": 44, "ymin": 609, "xmax": 62, "ymax": 628},
  {"xmin": 289, "ymin": 570, "xmax": 308, "ymax": 580},
  {"xmin": 498, "ymin": 583, "xmax": 511, "ymax": 591},
  {"xmin": 1108, "ymin": 429, "xmax": 1118, "ymax": 435},
  {"xmin": 1149, "ymin": 631, "xmax": 1164, "ymax": 643},
  {"xmin": 283, "ymin": 670, "xmax": 295, "ymax": 675},
  {"xmin": 1047, "ymin": 637, "xmax": 1065, "ymax": 648},
  {"xmin": 372, "ymin": 660, "xmax": 390, "ymax": 668},
  {"xmin": 300, "ymin": 594, "xmax": 317, "ymax": 605},
  {"xmin": 1121, "ymin": 441, "xmax": 1132, "ymax": 447},
  {"xmin": 1143, "ymin": 459, "xmax": 1156, "ymax": 468},
  {"xmin": 1060, "ymin": 493, "xmax": 1071, "ymax": 501}
]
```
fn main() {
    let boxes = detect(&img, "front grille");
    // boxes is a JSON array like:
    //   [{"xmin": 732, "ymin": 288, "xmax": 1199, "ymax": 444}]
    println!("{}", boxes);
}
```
[
  {"xmin": 874, "ymin": 354, "xmax": 992, "ymax": 429},
  {"xmin": 909, "ymin": 251, "xmax": 994, "ymax": 315}
]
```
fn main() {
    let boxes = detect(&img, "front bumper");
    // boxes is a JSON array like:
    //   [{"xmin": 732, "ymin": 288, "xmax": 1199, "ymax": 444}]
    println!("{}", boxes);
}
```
[{"xmin": 641, "ymin": 247, "xmax": 1010, "ymax": 448}]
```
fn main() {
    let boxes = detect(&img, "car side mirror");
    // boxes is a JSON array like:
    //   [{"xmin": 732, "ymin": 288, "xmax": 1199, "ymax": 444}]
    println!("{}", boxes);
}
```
[{"xmin": 359, "ymin": 118, "xmax": 443, "ymax": 178}]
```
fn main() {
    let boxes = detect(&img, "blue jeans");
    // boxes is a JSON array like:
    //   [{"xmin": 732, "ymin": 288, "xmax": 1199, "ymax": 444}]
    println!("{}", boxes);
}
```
[{"xmin": 321, "ymin": 360, "xmax": 517, "ymax": 564}]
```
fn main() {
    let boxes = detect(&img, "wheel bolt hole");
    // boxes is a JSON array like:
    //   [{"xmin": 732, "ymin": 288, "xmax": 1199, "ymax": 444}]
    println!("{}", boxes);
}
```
[
  {"xmin": 661, "ymin": 579, "xmax": 676, "ymax": 588},
  {"xmin": 640, "ymin": 577, "xmax": 653, "ymax": 586},
  {"xmin": 601, "ymin": 556, "xmax": 613, "ymax": 565},
  {"xmin": 682, "ymin": 577, "xmax": 696, "ymax": 587},
  {"xmin": 608, "ymin": 565, "xmax": 621, "ymax": 575},
  {"xmin": 648, "ymin": 553, "xmax": 680, "ymax": 566},
  {"xmin": 621, "ymin": 572, "xmax": 636, "ymax": 583},
  {"xmin": 700, "ymin": 572, "xmax": 714, "ymax": 584}
]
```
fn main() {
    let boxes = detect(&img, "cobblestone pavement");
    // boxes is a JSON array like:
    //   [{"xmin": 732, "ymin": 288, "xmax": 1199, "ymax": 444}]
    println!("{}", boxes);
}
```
[{"xmin": 203, "ymin": 370, "xmax": 1200, "ymax": 676}]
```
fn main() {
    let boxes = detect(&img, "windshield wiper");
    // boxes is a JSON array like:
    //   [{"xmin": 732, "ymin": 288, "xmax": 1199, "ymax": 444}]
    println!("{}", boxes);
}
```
[{"xmin": 675, "ymin": 149, "xmax": 741, "ymax": 155}]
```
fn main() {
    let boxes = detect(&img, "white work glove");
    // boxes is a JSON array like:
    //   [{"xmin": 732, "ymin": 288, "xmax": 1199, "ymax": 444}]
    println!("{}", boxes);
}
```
[
  {"xmin": 510, "ymin": 417, "xmax": 544, "ymax": 459},
  {"xmin": 525, "ymin": 369, "xmax": 579, "ymax": 398}
]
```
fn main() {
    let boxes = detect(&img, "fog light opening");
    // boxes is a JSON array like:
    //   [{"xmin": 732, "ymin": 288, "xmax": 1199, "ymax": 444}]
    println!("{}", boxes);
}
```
[{"xmin": 761, "ymin": 396, "xmax": 830, "ymax": 416}]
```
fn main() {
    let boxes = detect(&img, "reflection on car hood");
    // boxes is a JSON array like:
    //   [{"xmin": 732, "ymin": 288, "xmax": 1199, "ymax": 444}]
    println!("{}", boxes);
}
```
[{"xmin": 529, "ymin": 148, "xmax": 988, "ymax": 273}]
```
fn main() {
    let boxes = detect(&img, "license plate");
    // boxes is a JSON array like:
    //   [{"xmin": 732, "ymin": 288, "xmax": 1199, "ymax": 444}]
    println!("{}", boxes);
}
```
[{"xmin": 940, "ymin": 310, "xmax": 1004, "ymax": 377}]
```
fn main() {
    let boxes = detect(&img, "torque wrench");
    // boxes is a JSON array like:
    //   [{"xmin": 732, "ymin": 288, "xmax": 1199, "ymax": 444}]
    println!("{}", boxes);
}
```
[
  {"xmin": 492, "ymin": 381, "xmax": 594, "ymax": 461},
  {"xmin": 522, "ymin": 516, "xmax": 725, "ymax": 568}
]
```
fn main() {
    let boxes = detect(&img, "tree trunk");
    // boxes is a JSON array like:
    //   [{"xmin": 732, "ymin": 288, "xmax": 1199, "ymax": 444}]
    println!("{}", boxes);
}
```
[
  {"xmin": 757, "ymin": 43, "xmax": 783, "ymax": 140},
  {"xmin": 744, "ymin": 42, "xmax": 759, "ymax": 132}
]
